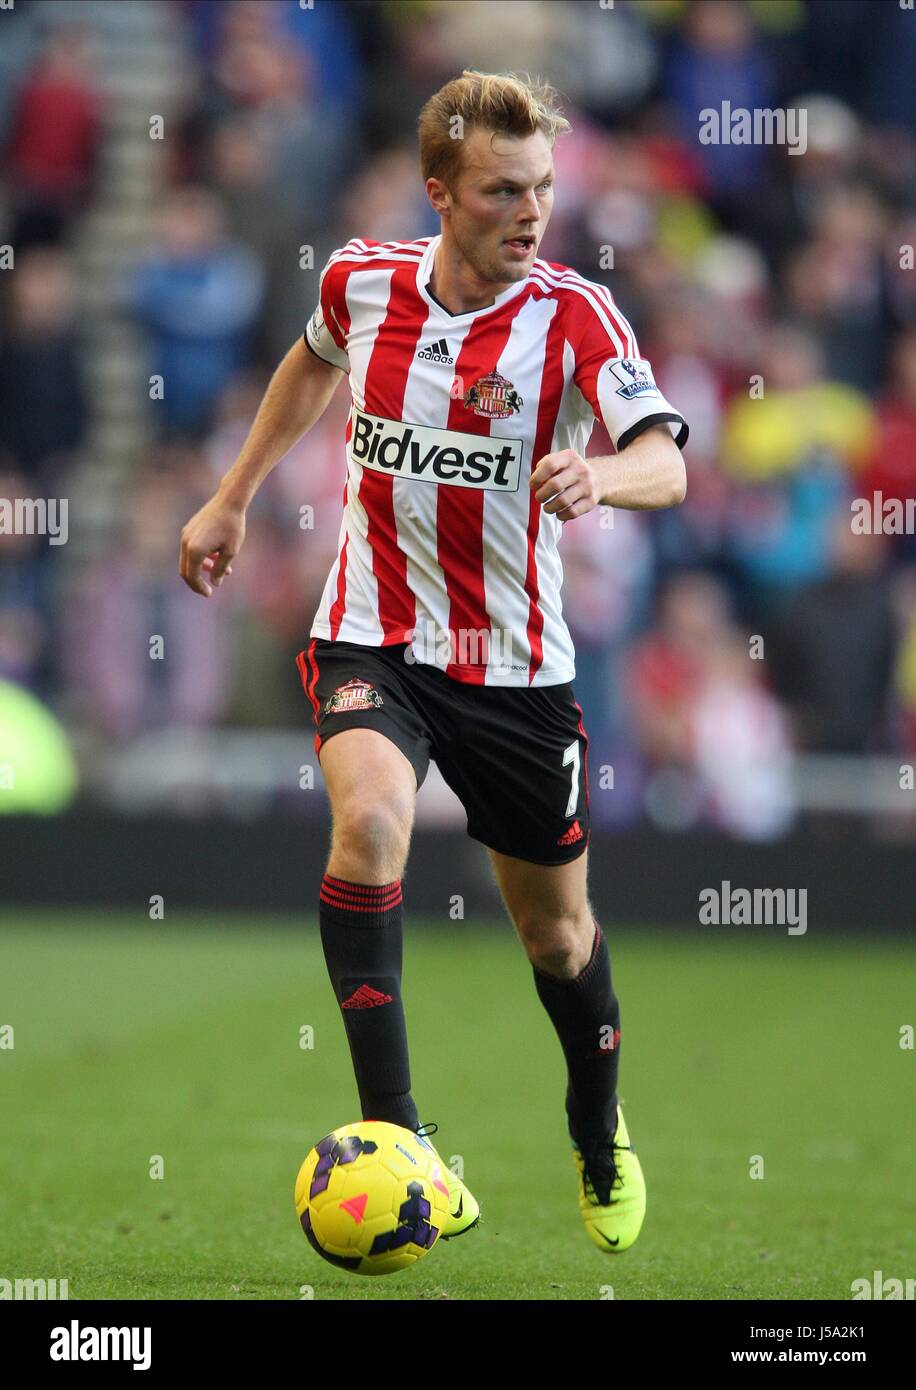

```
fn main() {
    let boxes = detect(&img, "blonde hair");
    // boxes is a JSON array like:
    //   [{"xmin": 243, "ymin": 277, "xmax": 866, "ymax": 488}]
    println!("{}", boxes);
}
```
[{"xmin": 418, "ymin": 69, "xmax": 571, "ymax": 192}]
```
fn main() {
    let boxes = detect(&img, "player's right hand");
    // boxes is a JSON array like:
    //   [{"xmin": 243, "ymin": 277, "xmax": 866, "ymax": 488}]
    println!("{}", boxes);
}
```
[{"xmin": 179, "ymin": 495, "xmax": 246, "ymax": 597}]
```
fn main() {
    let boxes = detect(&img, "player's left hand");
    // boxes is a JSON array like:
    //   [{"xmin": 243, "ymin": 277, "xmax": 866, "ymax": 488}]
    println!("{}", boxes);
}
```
[{"xmin": 529, "ymin": 449, "xmax": 602, "ymax": 521}]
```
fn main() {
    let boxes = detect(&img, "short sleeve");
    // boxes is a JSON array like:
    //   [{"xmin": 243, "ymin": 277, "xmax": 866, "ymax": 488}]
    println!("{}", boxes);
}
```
[
  {"xmin": 304, "ymin": 248, "xmax": 351, "ymax": 372},
  {"xmin": 569, "ymin": 289, "xmax": 688, "ymax": 452}
]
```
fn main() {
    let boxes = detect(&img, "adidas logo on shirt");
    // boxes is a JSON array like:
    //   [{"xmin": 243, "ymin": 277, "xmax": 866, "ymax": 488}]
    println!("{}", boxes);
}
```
[{"xmin": 416, "ymin": 337, "xmax": 454, "ymax": 364}]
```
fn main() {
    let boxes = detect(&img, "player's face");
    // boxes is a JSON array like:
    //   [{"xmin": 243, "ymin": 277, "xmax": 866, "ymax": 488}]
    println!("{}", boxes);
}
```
[{"xmin": 445, "ymin": 128, "xmax": 554, "ymax": 284}]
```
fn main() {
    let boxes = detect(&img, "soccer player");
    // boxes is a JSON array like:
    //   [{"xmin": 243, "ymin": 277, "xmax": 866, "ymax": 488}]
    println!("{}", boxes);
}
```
[{"xmin": 180, "ymin": 70, "xmax": 688, "ymax": 1255}]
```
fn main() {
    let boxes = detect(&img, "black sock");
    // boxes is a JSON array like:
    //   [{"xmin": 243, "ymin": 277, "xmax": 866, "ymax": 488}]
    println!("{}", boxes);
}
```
[
  {"xmin": 531, "ymin": 919, "xmax": 620, "ymax": 1144},
  {"xmin": 318, "ymin": 874, "xmax": 419, "ymax": 1132}
]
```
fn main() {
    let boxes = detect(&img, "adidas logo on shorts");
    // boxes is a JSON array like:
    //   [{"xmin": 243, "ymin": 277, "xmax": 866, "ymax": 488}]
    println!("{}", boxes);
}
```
[{"xmin": 557, "ymin": 819, "xmax": 584, "ymax": 847}]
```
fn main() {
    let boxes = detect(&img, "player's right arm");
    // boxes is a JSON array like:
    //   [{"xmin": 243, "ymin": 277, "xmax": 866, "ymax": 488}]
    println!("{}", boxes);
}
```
[{"xmin": 179, "ymin": 337, "xmax": 344, "ymax": 597}]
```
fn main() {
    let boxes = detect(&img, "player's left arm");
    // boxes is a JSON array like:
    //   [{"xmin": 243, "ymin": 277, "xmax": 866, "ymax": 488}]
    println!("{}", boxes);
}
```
[
  {"xmin": 534, "ymin": 294, "xmax": 690, "ymax": 521},
  {"xmin": 530, "ymin": 424, "xmax": 686, "ymax": 520}
]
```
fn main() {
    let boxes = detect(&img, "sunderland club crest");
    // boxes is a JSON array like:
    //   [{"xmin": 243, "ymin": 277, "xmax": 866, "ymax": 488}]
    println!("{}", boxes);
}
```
[
  {"xmin": 462, "ymin": 370, "xmax": 523, "ymax": 419},
  {"xmin": 322, "ymin": 679, "xmax": 384, "ymax": 715}
]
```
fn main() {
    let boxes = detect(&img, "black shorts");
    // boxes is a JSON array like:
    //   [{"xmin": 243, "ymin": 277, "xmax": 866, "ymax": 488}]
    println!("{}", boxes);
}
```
[{"xmin": 296, "ymin": 638, "xmax": 589, "ymax": 866}]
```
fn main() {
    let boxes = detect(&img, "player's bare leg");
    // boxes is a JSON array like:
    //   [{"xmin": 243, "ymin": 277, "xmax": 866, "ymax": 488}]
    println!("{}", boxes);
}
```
[
  {"xmin": 487, "ymin": 846, "xmax": 594, "ymax": 976},
  {"xmin": 316, "ymin": 729, "xmax": 419, "ymax": 1129},
  {"xmin": 320, "ymin": 727, "xmax": 416, "ymax": 883}
]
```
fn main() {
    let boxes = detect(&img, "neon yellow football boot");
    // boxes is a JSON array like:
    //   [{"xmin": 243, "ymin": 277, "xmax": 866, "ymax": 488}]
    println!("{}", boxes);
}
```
[
  {"xmin": 571, "ymin": 1103, "xmax": 645, "ymax": 1252},
  {"xmin": 415, "ymin": 1122, "xmax": 480, "ymax": 1239}
]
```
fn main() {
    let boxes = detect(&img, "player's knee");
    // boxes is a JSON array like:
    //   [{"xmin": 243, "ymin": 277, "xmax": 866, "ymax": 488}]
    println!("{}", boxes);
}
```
[
  {"xmin": 518, "ymin": 909, "xmax": 593, "ymax": 978},
  {"xmin": 331, "ymin": 794, "xmax": 412, "ymax": 879}
]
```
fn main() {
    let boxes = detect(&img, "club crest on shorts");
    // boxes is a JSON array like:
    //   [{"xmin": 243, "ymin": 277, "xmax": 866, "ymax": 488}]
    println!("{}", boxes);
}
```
[
  {"xmin": 323, "ymin": 678, "xmax": 384, "ymax": 715},
  {"xmin": 462, "ymin": 369, "xmax": 523, "ymax": 419}
]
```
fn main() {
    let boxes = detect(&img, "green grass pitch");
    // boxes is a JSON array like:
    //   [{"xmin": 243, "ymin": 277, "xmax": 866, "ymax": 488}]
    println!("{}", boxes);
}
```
[{"xmin": 1, "ymin": 909, "xmax": 913, "ymax": 1300}]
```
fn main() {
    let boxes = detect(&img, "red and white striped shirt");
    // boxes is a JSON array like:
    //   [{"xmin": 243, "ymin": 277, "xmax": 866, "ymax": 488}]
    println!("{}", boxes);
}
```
[{"xmin": 305, "ymin": 235, "xmax": 688, "ymax": 686}]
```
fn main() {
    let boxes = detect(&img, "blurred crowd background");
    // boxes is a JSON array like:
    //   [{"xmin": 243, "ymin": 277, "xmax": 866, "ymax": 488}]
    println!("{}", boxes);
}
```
[{"xmin": 1, "ymin": 0, "xmax": 915, "ymax": 839}]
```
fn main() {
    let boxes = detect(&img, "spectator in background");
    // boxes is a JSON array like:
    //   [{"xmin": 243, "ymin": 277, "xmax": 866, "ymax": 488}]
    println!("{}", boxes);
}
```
[
  {"xmin": 0, "ymin": 246, "xmax": 86, "ymax": 492},
  {"xmin": 181, "ymin": 0, "xmax": 363, "ymax": 136},
  {"xmin": 127, "ymin": 186, "xmax": 264, "ymax": 440},
  {"xmin": 204, "ymin": 368, "xmax": 352, "ymax": 590},
  {"xmin": 768, "ymin": 509, "xmax": 897, "ymax": 753},
  {"xmin": 802, "ymin": 0, "xmax": 916, "ymax": 135},
  {"xmin": 885, "ymin": 211, "xmax": 916, "ymax": 330},
  {"xmin": 180, "ymin": 0, "xmax": 357, "ymax": 220},
  {"xmin": 641, "ymin": 273, "xmax": 754, "ymax": 579},
  {"xmin": 722, "ymin": 323, "xmax": 874, "ymax": 483},
  {"xmin": 689, "ymin": 628, "xmax": 795, "ymax": 840},
  {"xmin": 780, "ymin": 181, "xmax": 892, "ymax": 393},
  {"xmin": 719, "ymin": 322, "xmax": 874, "ymax": 609},
  {"xmin": 627, "ymin": 570, "xmax": 733, "ymax": 777},
  {"xmin": 627, "ymin": 570, "xmax": 794, "ymax": 838},
  {"xmin": 861, "ymin": 328, "xmax": 916, "ymax": 563},
  {"xmin": 663, "ymin": 0, "xmax": 780, "ymax": 235},
  {"xmin": 0, "ymin": 3, "xmax": 38, "ymax": 148},
  {"xmin": 891, "ymin": 567, "xmax": 916, "ymax": 756},
  {"xmin": 212, "ymin": 11, "xmax": 338, "ymax": 214},
  {"xmin": 560, "ymin": 499, "xmax": 653, "ymax": 760},
  {"xmin": 64, "ymin": 456, "xmax": 231, "ymax": 739},
  {"xmin": 559, "ymin": 496, "xmax": 656, "ymax": 829},
  {"xmin": 338, "ymin": 143, "xmax": 439, "ymax": 245},
  {"xmin": 0, "ymin": 246, "xmax": 85, "ymax": 699},
  {"xmin": 205, "ymin": 117, "xmax": 313, "ymax": 364},
  {"xmin": 3, "ymin": 25, "xmax": 103, "ymax": 247},
  {"xmin": 0, "ymin": 462, "xmax": 53, "ymax": 694},
  {"xmin": 200, "ymin": 368, "xmax": 356, "ymax": 727},
  {"xmin": 757, "ymin": 94, "xmax": 864, "ymax": 275}
]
